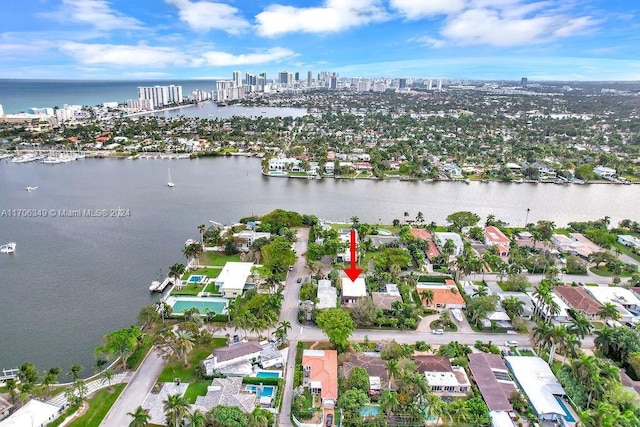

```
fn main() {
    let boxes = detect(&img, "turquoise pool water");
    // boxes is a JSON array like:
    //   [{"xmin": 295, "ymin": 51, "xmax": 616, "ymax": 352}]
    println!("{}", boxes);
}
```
[
  {"xmin": 361, "ymin": 405, "xmax": 379, "ymax": 417},
  {"xmin": 245, "ymin": 385, "xmax": 275, "ymax": 397},
  {"xmin": 168, "ymin": 296, "xmax": 227, "ymax": 314},
  {"xmin": 256, "ymin": 371, "xmax": 281, "ymax": 378},
  {"xmin": 555, "ymin": 396, "xmax": 575, "ymax": 422},
  {"xmin": 376, "ymin": 229, "xmax": 392, "ymax": 236},
  {"xmin": 187, "ymin": 275, "xmax": 206, "ymax": 283}
]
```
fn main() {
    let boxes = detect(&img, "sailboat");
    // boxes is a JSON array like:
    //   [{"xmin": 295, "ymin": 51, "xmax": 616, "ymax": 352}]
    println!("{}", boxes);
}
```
[{"xmin": 167, "ymin": 168, "xmax": 175, "ymax": 187}]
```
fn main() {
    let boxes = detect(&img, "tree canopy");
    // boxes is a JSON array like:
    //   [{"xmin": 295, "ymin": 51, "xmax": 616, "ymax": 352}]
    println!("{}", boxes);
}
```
[
  {"xmin": 316, "ymin": 308, "xmax": 355, "ymax": 352},
  {"xmin": 446, "ymin": 211, "xmax": 480, "ymax": 232}
]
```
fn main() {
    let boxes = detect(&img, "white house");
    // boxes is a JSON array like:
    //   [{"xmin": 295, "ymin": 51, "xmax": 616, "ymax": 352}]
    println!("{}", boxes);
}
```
[
  {"xmin": 317, "ymin": 279, "xmax": 337, "ymax": 309},
  {"xmin": 618, "ymin": 235, "xmax": 640, "ymax": 249},
  {"xmin": 233, "ymin": 230, "xmax": 271, "ymax": 251},
  {"xmin": 268, "ymin": 157, "xmax": 300, "ymax": 171},
  {"xmin": 434, "ymin": 232, "xmax": 464, "ymax": 256},
  {"xmin": 0, "ymin": 399, "xmax": 60, "ymax": 427},
  {"xmin": 443, "ymin": 163, "xmax": 463, "ymax": 179},
  {"xmin": 341, "ymin": 276, "xmax": 367, "ymax": 305},
  {"xmin": 584, "ymin": 286, "xmax": 640, "ymax": 322},
  {"xmin": 202, "ymin": 341, "xmax": 263, "ymax": 376},
  {"xmin": 594, "ymin": 165, "xmax": 616, "ymax": 177},
  {"xmin": 505, "ymin": 356, "xmax": 570, "ymax": 424},
  {"xmin": 215, "ymin": 262, "xmax": 254, "ymax": 298}
]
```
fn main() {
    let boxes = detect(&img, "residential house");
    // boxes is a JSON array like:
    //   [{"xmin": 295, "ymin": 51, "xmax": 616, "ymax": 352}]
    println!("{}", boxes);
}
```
[
  {"xmin": 484, "ymin": 226, "xmax": 510, "ymax": 256},
  {"xmin": 552, "ymin": 233, "xmax": 603, "ymax": 259},
  {"xmin": 433, "ymin": 232, "xmax": 464, "ymax": 256},
  {"xmin": 342, "ymin": 353, "xmax": 390, "ymax": 391},
  {"xmin": 530, "ymin": 291, "xmax": 571, "ymax": 323},
  {"xmin": 594, "ymin": 165, "xmax": 616, "ymax": 178},
  {"xmin": 193, "ymin": 377, "xmax": 260, "ymax": 414},
  {"xmin": 202, "ymin": 341, "xmax": 263, "ymax": 376},
  {"xmin": 259, "ymin": 342, "xmax": 284, "ymax": 369},
  {"xmin": 0, "ymin": 399, "xmax": 60, "ymax": 427},
  {"xmin": 414, "ymin": 354, "xmax": 471, "ymax": 396},
  {"xmin": 468, "ymin": 353, "xmax": 518, "ymax": 414},
  {"xmin": 618, "ymin": 235, "xmax": 640, "ymax": 249},
  {"xmin": 505, "ymin": 356, "xmax": 571, "ymax": 424},
  {"xmin": 268, "ymin": 157, "xmax": 301, "ymax": 171},
  {"xmin": 341, "ymin": 276, "xmax": 367, "ymax": 306},
  {"xmin": 584, "ymin": 286, "xmax": 640, "ymax": 322},
  {"xmin": 317, "ymin": 279, "xmax": 337, "ymax": 309},
  {"xmin": 553, "ymin": 286, "xmax": 602, "ymax": 320},
  {"xmin": 233, "ymin": 230, "xmax": 271, "ymax": 251},
  {"xmin": 409, "ymin": 229, "xmax": 440, "ymax": 260},
  {"xmin": 443, "ymin": 163, "xmax": 463, "ymax": 179},
  {"xmin": 417, "ymin": 282, "xmax": 466, "ymax": 309},
  {"xmin": 215, "ymin": 262, "xmax": 254, "ymax": 298},
  {"xmin": 336, "ymin": 229, "xmax": 358, "ymax": 262},
  {"xmin": 372, "ymin": 284, "xmax": 403, "ymax": 312},
  {"xmin": 302, "ymin": 350, "xmax": 339, "ymax": 409},
  {"xmin": 528, "ymin": 162, "xmax": 557, "ymax": 178}
]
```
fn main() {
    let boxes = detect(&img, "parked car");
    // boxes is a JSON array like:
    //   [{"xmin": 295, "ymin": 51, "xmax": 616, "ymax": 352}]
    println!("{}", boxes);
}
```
[
  {"xmin": 326, "ymin": 414, "xmax": 333, "ymax": 427},
  {"xmin": 432, "ymin": 329, "xmax": 444, "ymax": 335},
  {"xmin": 374, "ymin": 343, "xmax": 383, "ymax": 352},
  {"xmin": 505, "ymin": 340, "xmax": 518, "ymax": 347},
  {"xmin": 289, "ymin": 266, "xmax": 294, "ymax": 271},
  {"xmin": 296, "ymin": 277, "xmax": 302, "ymax": 283}
]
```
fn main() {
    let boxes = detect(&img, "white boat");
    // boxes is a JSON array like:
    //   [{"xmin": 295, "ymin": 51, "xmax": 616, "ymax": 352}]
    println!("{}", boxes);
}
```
[
  {"xmin": 10, "ymin": 154, "xmax": 37, "ymax": 163},
  {"xmin": 451, "ymin": 308, "xmax": 463, "ymax": 323},
  {"xmin": 185, "ymin": 239, "xmax": 198, "ymax": 246},
  {"xmin": 167, "ymin": 168, "xmax": 175, "ymax": 187},
  {"xmin": 0, "ymin": 242, "xmax": 16, "ymax": 254},
  {"xmin": 26, "ymin": 186, "xmax": 38, "ymax": 192},
  {"xmin": 149, "ymin": 280, "xmax": 161, "ymax": 292}
]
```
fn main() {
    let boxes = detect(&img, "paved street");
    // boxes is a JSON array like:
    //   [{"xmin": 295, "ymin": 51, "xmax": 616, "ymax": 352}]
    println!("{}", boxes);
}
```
[{"xmin": 100, "ymin": 349, "xmax": 166, "ymax": 427}]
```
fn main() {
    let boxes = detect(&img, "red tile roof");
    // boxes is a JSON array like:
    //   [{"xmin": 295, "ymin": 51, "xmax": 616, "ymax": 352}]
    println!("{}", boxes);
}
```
[
  {"xmin": 554, "ymin": 286, "xmax": 602, "ymax": 315},
  {"xmin": 485, "ymin": 226, "xmax": 510, "ymax": 244},
  {"xmin": 409, "ymin": 229, "xmax": 440, "ymax": 259},
  {"xmin": 302, "ymin": 350, "xmax": 338, "ymax": 401}
]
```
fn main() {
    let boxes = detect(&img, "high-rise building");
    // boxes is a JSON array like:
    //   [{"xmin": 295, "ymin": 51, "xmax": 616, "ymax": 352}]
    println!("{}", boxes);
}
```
[
  {"xmin": 307, "ymin": 71, "xmax": 312, "ymax": 87},
  {"xmin": 294, "ymin": 72, "xmax": 299, "ymax": 82},
  {"xmin": 521, "ymin": 77, "xmax": 528, "ymax": 87},
  {"xmin": 399, "ymin": 78, "xmax": 407, "ymax": 89},
  {"xmin": 437, "ymin": 80, "xmax": 442, "ymax": 91},
  {"xmin": 330, "ymin": 75, "xmax": 338, "ymax": 89},
  {"xmin": 0, "ymin": 104, "xmax": 4, "ymax": 116},
  {"xmin": 232, "ymin": 71, "xmax": 242, "ymax": 87},
  {"xmin": 427, "ymin": 80, "xmax": 433, "ymax": 90},
  {"xmin": 278, "ymin": 71, "xmax": 290, "ymax": 86},
  {"xmin": 168, "ymin": 85, "xmax": 183, "ymax": 103},
  {"xmin": 137, "ymin": 85, "xmax": 179, "ymax": 108}
]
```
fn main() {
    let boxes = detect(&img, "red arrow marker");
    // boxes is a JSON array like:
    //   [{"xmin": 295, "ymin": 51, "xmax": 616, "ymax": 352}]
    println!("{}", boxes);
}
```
[{"xmin": 344, "ymin": 229, "xmax": 362, "ymax": 282}]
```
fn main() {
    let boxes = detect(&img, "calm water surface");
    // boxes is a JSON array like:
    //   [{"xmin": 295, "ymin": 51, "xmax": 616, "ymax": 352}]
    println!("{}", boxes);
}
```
[{"xmin": 0, "ymin": 156, "xmax": 638, "ymax": 374}]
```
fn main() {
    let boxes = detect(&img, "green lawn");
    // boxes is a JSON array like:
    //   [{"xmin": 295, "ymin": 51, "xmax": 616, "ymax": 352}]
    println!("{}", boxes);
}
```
[
  {"xmin": 184, "ymin": 380, "xmax": 211, "ymax": 403},
  {"xmin": 67, "ymin": 384, "xmax": 125, "ymax": 427},
  {"xmin": 203, "ymin": 283, "xmax": 220, "ymax": 294},
  {"xmin": 199, "ymin": 252, "xmax": 242, "ymax": 266},
  {"xmin": 613, "ymin": 242, "xmax": 640, "ymax": 263},
  {"xmin": 182, "ymin": 267, "xmax": 223, "ymax": 280},
  {"xmin": 157, "ymin": 338, "xmax": 226, "ymax": 383},
  {"xmin": 589, "ymin": 266, "xmax": 633, "ymax": 277},
  {"xmin": 171, "ymin": 282, "xmax": 207, "ymax": 296},
  {"xmin": 517, "ymin": 349, "xmax": 536, "ymax": 356}
]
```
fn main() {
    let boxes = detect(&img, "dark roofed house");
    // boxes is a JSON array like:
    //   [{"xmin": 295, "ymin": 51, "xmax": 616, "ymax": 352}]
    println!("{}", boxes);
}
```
[
  {"xmin": 413, "ymin": 354, "xmax": 471, "ymax": 396},
  {"xmin": 554, "ymin": 286, "xmax": 602, "ymax": 320},
  {"xmin": 468, "ymin": 353, "xmax": 517, "ymax": 412},
  {"xmin": 371, "ymin": 284, "xmax": 403, "ymax": 311},
  {"xmin": 342, "ymin": 353, "xmax": 389, "ymax": 387},
  {"xmin": 414, "ymin": 355, "xmax": 453, "ymax": 374},
  {"xmin": 202, "ymin": 341, "xmax": 263, "ymax": 376}
]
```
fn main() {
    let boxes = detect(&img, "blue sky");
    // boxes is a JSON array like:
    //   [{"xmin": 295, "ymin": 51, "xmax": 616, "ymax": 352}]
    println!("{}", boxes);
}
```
[{"xmin": 1, "ymin": 0, "xmax": 639, "ymax": 81}]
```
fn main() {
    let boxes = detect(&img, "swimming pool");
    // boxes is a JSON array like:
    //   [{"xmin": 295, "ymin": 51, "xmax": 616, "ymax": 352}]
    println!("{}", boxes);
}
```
[
  {"xmin": 361, "ymin": 405, "xmax": 379, "ymax": 417},
  {"xmin": 187, "ymin": 275, "xmax": 206, "ymax": 284},
  {"xmin": 256, "ymin": 371, "xmax": 281, "ymax": 379},
  {"xmin": 245, "ymin": 385, "xmax": 276, "ymax": 397},
  {"xmin": 166, "ymin": 296, "xmax": 228, "ymax": 315},
  {"xmin": 376, "ymin": 229, "xmax": 392, "ymax": 236},
  {"xmin": 555, "ymin": 396, "xmax": 576, "ymax": 422}
]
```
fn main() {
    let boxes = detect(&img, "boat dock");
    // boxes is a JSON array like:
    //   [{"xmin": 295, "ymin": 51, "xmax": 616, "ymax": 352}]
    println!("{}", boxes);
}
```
[
  {"xmin": 0, "ymin": 368, "xmax": 18, "ymax": 382},
  {"xmin": 149, "ymin": 277, "xmax": 174, "ymax": 293}
]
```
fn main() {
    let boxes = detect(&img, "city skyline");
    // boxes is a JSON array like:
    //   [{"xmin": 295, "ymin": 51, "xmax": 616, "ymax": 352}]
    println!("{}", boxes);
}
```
[{"xmin": 1, "ymin": 0, "xmax": 639, "ymax": 81}]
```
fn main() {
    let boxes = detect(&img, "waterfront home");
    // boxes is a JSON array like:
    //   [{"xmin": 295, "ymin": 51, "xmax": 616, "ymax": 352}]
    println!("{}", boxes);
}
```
[
  {"xmin": 552, "ymin": 233, "xmax": 603, "ymax": 259},
  {"xmin": 505, "ymin": 356, "xmax": 572, "ymax": 424},
  {"xmin": 443, "ymin": 162, "xmax": 463, "ymax": 179},
  {"xmin": 618, "ymin": 234, "xmax": 640, "ymax": 249},
  {"xmin": 417, "ymin": 282, "xmax": 466, "ymax": 310},
  {"xmin": 0, "ymin": 399, "xmax": 60, "ymax": 427},
  {"xmin": 202, "ymin": 341, "xmax": 263, "ymax": 376},
  {"xmin": 215, "ymin": 262, "xmax": 254, "ymax": 298},
  {"xmin": 409, "ymin": 228, "xmax": 440, "ymax": 260},
  {"xmin": 372, "ymin": 284, "xmax": 403, "ymax": 312},
  {"xmin": 433, "ymin": 232, "xmax": 464, "ymax": 256},
  {"xmin": 414, "ymin": 354, "xmax": 471, "ymax": 396},
  {"xmin": 268, "ymin": 157, "xmax": 301, "ymax": 172},
  {"xmin": 553, "ymin": 286, "xmax": 602, "ymax": 320},
  {"xmin": 341, "ymin": 275, "xmax": 367, "ymax": 306},
  {"xmin": 302, "ymin": 349, "xmax": 338, "ymax": 409},
  {"xmin": 484, "ymin": 226, "xmax": 510, "ymax": 256},
  {"xmin": 316, "ymin": 279, "xmax": 337, "ymax": 309},
  {"xmin": 467, "ymin": 353, "xmax": 518, "ymax": 412},
  {"xmin": 233, "ymin": 230, "xmax": 271, "ymax": 251},
  {"xmin": 594, "ymin": 165, "xmax": 616, "ymax": 178},
  {"xmin": 336, "ymin": 229, "xmax": 358, "ymax": 263}
]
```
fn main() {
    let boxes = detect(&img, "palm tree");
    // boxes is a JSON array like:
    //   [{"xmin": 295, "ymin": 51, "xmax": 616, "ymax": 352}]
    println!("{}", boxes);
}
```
[
  {"xmin": 197, "ymin": 224, "xmax": 206, "ymax": 245},
  {"xmin": 169, "ymin": 263, "xmax": 186, "ymax": 285},
  {"xmin": 531, "ymin": 321, "xmax": 554, "ymax": 352},
  {"xmin": 189, "ymin": 409, "xmax": 206, "ymax": 427},
  {"xmin": 386, "ymin": 359, "xmax": 400, "ymax": 390},
  {"xmin": 350, "ymin": 216, "xmax": 360, "ymax": 229},
  {"xmin": 128, "ymin": 406, "xmax": 151, "ymax": 427},
  {"xmin": 420, "ymin": 289, "xmax": 434, "ymax": 307},
  {"xmin": 473, "ymin": 284, "xmax": 489, "ymax": 297},
  {"xmin": 416, "ymin": 211, "xmax": 424, "ymax": 223},
  {"xmin": 101, "ymin": 367, "xmax": 116, "ymax": 391},
  {"xmin": 163, "ymin": 394, "xmax": 190, "ymax": 427},
  {"xmin": 275, "ymin": 320, "xmax": 291, "ymax": 344},
  {"xmin": 568, "ymin": 311, "xmax": 592, "ymax": 339},
  {"xmin": 248, "ymin": 408, "xmax": 270, "ymax": 427},
  {"xmin": 379, "ymin": 390, "xmax": 398, "ymax": 417},
  {"xmin": 68, "ymin": 364, "xmax": 83, "ymax": 382},
  {"xmin": 175, "ymin": 330, "xmax": 195, "ymax": 366},
  {"xmin": 597, "ymin": 302, "xmax": 621, "ymax": 321},
  {"xmin": 502, "ymin": 296, "xmax": 525, "ymax": 318}
]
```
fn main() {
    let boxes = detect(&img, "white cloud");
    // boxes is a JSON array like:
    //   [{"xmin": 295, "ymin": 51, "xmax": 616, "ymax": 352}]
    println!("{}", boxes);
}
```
[
  {"xmin": 200, "ymin": 47, "xmax": 296, "ymax": 66},
  {"xmin": 166, "ymin": 0, "xmax": 250, "ymax": 34},
  {"xmin": 255, "ymin": 0, "xmax": 388, "ymax": 37},
  {"xmin": 552, "ymin": 16, "xmax": 597, "ymax": 37},
  {"xmin": 40, "ymin": 0, "xmax": 143, "ymax": 31},
  {"xmin": 58, "ymin": 42, "xmax": 187, "ymax": 67},
  {"xmin": 390, "ymin": 0, "xmax": 466, "ymax": 19}
]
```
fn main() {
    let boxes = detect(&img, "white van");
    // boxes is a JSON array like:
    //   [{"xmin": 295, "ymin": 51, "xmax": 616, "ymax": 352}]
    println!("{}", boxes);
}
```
[{"xmin": 505, "ymin": 340, "xmax": 518, "ymax": 347}]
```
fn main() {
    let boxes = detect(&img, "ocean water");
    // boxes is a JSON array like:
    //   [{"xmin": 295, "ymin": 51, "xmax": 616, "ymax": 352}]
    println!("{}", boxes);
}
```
[{"xmin": 0, "ymin": 79, "xmax": 218, "ymax": 114}]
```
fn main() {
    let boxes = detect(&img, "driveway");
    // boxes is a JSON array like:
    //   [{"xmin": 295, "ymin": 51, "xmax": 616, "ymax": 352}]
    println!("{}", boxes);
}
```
[{"xmin": 100, "ymin": 349, "xmax": 166, "ymax": 427}]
